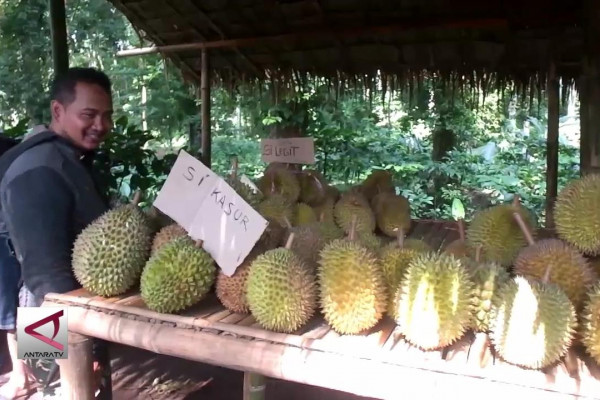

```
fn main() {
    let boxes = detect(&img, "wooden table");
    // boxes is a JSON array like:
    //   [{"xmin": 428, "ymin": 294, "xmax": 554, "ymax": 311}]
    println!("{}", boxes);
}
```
[{"xmin": 42, "ymin": 220, "xmax": 600, "ymax": 400}]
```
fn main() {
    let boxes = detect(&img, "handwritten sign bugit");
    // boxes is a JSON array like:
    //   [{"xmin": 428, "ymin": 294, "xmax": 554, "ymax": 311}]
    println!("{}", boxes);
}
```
[
  {"xmin": 153, "ymin": 149, "xmax": 218, "ymax": 230},
  {"xmin": 188, "ymin": 178, "xmax": 268, "ymax": 276},
  {"xmin": 261, "ymin": 137, "xmax": 315, "ymax": 164}
]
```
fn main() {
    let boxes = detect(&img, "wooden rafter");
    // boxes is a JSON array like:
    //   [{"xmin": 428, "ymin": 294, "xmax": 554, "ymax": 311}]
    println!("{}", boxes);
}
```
[{"xmin": 116, "ymin": 18, "xmax": 510, "ymax": 57}]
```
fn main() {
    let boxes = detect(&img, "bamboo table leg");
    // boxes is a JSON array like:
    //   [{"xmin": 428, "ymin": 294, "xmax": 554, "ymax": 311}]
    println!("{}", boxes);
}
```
[
  {"xmin": 57, "ymin": 332, "xmax": 95, "ymax": 400},
  {"xmin": 243, "ymin": 372, "xmax": 266, "ymax": 400}
]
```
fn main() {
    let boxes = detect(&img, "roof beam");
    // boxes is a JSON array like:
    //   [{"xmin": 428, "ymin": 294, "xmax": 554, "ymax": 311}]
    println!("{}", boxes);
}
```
[
  {"xmin": 116, "ymin": 18, "xmax": 510, "ymax": 57},
  {"xmin": 111, "ymin": 0, "xmax": 201, "ymax": 82},
  {"xmin": 178, "ymin": 0, "xmax": 264, "ymax": 78},
  {"xmin": 160, "ymin": 1, "xmax": 254, "ymax": 78}
]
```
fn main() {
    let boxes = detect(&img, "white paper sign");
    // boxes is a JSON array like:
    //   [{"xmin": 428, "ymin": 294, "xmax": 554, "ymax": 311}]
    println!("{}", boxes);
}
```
[
  {"xmin": 153, "ymin": 149, "xmax": 218, "ymax": 230},
  {"xmin": 188, "ymin": 178, "xmax": 268, "ymax": 276},
  {"xmin": 261, "ymin": 137, "xmax": 315, "ymax": 164}
]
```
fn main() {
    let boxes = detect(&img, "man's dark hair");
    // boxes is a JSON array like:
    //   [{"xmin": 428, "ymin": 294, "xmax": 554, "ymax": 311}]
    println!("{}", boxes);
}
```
[{"xmin": 50, "ymin": 67, "xmax": 112, "ymax": 105}]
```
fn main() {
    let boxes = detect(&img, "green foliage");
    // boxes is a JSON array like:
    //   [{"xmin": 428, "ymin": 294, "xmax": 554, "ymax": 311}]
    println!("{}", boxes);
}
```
[
  {"xmin": 1, "ymin": 117, "xmax": 29, "ymax": 139},
  {"xmin": 0, "ymin": 0, "xmax": 50, "ymax": 124},
  {"xmin": 0, "ymin": 1, "xmax": 582, "ymax": 227},
  {"xmin": 93, "ymin": 116, "xmax": 175, "ymax": 206}
]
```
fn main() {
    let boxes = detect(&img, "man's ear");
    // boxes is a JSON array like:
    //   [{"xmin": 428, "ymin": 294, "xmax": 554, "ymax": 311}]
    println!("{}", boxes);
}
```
[{"xmin": 50, "ymin": 100, "xmax": 64, "ymax": 122}]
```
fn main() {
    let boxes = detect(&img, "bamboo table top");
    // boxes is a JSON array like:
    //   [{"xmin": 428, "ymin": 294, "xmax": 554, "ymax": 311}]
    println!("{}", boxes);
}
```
[{"xmin": 43, "ymin": 220, "xmax": 600, "ymax": 400}]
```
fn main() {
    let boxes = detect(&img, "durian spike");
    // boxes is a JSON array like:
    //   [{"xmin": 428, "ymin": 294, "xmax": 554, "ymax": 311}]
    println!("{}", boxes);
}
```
[
  {"xmin": 396, "ymin": 227, "xmax": 404, "ymax": 248},
  {"xmin": 349, "ymin": 214, "xmax": 358, "ymax": 241},
  {"xmin": 195, "ymin": 239, "xmax": 204, "ymax": 248},
  {"xmin": 457, "ymin": 219, "xmax": 465, "ymax": 241},
  {"xmin": 285, "ymin": 232, "xmax": 295, "ymax": 249},
  {"xmin": 283, "ymin": 216, "xmax": 293, "ymax": 229},
  {"xmin": 131, "ymin": 190, "xmax": 143, "ymax": 205},
  {"xmin": 230, "ymin": 156, "xmax": 238, "ymax": 180},
  {"xmin": 512, "ymin": 211, "xmax": 535, "ymax": 246}
]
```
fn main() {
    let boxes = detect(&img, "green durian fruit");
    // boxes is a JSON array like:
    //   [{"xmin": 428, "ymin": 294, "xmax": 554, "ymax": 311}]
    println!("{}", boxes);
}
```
[
  {"xmin": 318, "ymin": 236, "xmax": 387, "ymax": 335},
  {"xmin": 468, "ymin": 261, "xmax": 510, "ymax": 333},
  {"xmin": 554, "ymin": 174, "xmax": 600, "ymax": 255},
  {"xmin": 489, "ymin": 276, "xmax": 577, "ymax": 370},
  {"xmin": 581, "ymin": 282, "xmax": 600, "ymax": 364},
  {"xmin": 246, "ymin": 242, "xmax": 317, "ymax": 333},
  {"xmin": 333, "ymin": 193, "xmax": 376, "ymax": 235},
  {"xmin": 371, "ymin": 192, "xmax": 412, "ymax": 238},
  {"xmin": 72, "ymin": 192, "xmax": 153, "ymax": 297},
  {"xmin": 294, "ymin": 202, "xmax": 318, "ymax": 226},
  {"xmin": 392, "ymin": 252, "xmax": 475, "ymax": 350},
  {"xmin": 140, "ymin": 236, "xmax": 216, "ymax": 313},
  {"xmin": 466, "ymin": 198, "xmax": 536, "ymax": 267},
  {"xmin": 257, "ymin": 194, "xmax": 294, "ymax": 228},
  {"xmin": 257, "ymin": 167, "xmax": 300, "ymax": 203}
]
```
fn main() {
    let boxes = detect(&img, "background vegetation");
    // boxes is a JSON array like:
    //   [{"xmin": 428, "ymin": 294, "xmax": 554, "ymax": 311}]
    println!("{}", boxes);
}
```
[{"xmin": 0, "ymin": 0, "xmax": 582, "ymax": 223}]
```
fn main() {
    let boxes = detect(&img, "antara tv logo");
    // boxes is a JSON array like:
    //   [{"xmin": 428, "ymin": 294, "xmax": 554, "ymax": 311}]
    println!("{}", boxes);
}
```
[{"xmin": 17, "ymin": 307, "xmax": 68, "ymax": 360}]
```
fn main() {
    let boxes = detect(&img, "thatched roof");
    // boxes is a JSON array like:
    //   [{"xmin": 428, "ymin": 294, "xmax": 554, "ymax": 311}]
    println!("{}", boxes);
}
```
[{"xmin": 109, "ymin": 0, "xmax": 584, "ymax": 93}]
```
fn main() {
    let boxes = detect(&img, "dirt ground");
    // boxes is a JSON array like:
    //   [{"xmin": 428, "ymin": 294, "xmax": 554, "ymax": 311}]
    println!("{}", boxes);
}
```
[
  {"xmin": 108, "ymin": 343, "xmax": 377, "ymax": 400},
  {"xmin": 0, "ymin": 332, "xmax": 377, "ymax": 400}
]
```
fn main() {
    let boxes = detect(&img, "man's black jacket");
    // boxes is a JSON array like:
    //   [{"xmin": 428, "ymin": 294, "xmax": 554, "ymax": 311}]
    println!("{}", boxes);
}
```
[{"xmin": 0, "ymin": 131, "xmax": 108, "ymax": 305}]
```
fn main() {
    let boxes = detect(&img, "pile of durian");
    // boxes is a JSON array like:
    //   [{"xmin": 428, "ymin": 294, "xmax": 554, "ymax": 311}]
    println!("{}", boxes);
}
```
[{"xmin": 68, "ymin": 163, "xmax": 600, "ymax": 373}]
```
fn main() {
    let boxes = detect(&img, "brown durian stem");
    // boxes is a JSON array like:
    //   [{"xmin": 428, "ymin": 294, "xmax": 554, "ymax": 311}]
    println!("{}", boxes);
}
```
[
  {"xmin": 512, "ymin": 211, "xmax": 535, "ymax": 246},
  {"xmin": 319, "ymin": 210, "xmax": 325, "ymax": 223},
  {"xmin": 131, "ymin": 190, "xmax": 143, "ymax": 205},
  {"xmin": 285, "ymin": 232, "xmax": 295, "ymax": 249},
  {"xmin": 283, "ymin": 216, "xmax": 293, "ymax": 229},
  {"xmin": 469, "ymin": 332, "xmax": 493, "ymax": 369},
  {"xmin": 512, "ymin": 194, "xmax": 521, "ymax": 207},
  {"xmin": 542, "ymin": 265, "xmax": 553, "ymax": 284},
  {"xmin": 195, "ymin": 239, "xmax": 204, "ymax": 248},
  {"xmin": 457, "ymin": 219, "xmax": 465, "ymax": 241},
  {"xmin": 270, "ymin": 173, "xmax": 276, "ymax": 195},
  {"xmin": 396, "ymin": 228, "xmax": 404, "ymax": 248},
  {"xmin": 231, "ymin": 156, "xmax": 238, "ymax": 180},
  {"xmin": 475, "ymin": 245, "xmax": 482, "ymax": 263},
  {"xmin": 349, "ymin": 215, "xmax": 358, "ymax": 241},
  {"xmin": 309, "ymin": 172, "xmax": 325, "ymax": 196}
]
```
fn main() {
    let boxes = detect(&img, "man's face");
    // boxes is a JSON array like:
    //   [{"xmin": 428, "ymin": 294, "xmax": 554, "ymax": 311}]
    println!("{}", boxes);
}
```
[{"xmin": 51, "ymin": 82, "xmax": 113, "ymax": 151}]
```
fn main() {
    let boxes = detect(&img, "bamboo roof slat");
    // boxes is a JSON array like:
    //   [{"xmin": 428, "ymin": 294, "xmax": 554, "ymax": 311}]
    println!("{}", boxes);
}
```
[{"xmin": 107, "ymin": 0, "xmax": 585, "ymax": 94}]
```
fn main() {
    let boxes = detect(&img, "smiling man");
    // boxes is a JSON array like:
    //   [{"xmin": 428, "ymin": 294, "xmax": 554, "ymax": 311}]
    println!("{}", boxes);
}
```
[{"xmin": 0, "ymin": 67, "xmax": 113, "ymax": 399}]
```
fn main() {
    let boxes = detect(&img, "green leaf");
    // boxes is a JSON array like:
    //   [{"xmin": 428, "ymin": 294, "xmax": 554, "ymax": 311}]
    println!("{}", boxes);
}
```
[{"xmin": 451, "ymin": 198, "xmax": 465, "ymax": 221}]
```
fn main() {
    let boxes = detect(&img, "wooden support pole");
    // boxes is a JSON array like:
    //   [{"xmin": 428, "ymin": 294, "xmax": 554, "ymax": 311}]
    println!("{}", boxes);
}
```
[
  {"xmin": 48, "ymin": 0, "xmax": 69, "ymax": 75},
  {"xmin": 57, "ymin": 332, "xmax": 95, "ymax": 400},
  {"xmin": 546, "ymin": 62, "xmax": 559, "ymax": 228},
  {"xmin": 579, "ymin": 73, "xmax": 590, "ymax": 173},
  {"xmin": 243, "ymin": 372, "xmax": 266, "ymax": 400},
  {"xmin": 201, "ymin": 48, "xmax": 211, "ymax": 167},
  {"xmin": 581, "ymin": 0, "xmax": 600, "ymax": 175}
]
